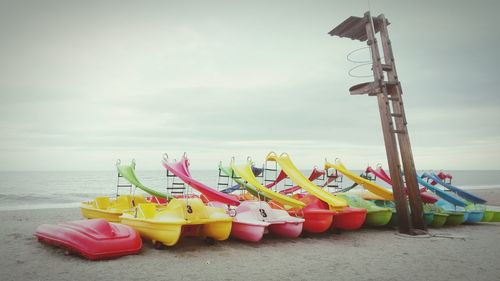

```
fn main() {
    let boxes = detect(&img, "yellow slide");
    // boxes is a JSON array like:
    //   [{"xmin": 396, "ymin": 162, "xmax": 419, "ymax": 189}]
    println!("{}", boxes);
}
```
[
  {"xmin": 265, "ymin": 152, "xmax": 347, "ymax": 209},
  {"xmin": 231, "ymin": 160, "xmax": 305, "ymax": 209},
  {"xmin": 324, "ymin": 161, "xmax": 394, "ymax": 201}
]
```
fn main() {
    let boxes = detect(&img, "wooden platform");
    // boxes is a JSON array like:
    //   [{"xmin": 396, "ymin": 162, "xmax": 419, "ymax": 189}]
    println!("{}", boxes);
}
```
[{"xmin": 328, "ymin": 15, "xmax": 389, "ymax": 41}]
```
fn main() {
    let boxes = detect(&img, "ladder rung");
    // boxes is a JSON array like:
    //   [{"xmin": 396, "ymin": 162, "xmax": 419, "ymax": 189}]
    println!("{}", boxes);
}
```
[
  {"xmin": 117, "ymin": 184, "xmax": 132, "ymax": 187},
  {"xmin": 388, "ymin": 97, "xmax": 399, "ymax": 101},
  {"xmin": 392, "ymin": 129, "xmax": 407, "ymax": 134},
  {"xmin": 171, "ymin": 183, "xmax": 185, "ymax": 186},
  {"xmin": 391, "ymin": 113, "xmax": 402, "ymax": 117},
  {"xmin": 381, "ymin": 64, "xmax": 392, "ymax": 71},
  {"xmin": 265, "ymin": 168, "xmax": 278, "ymax": 172},
  {"xmin": 217, "ymin": 183, "xmax": 229, "ymax": 186}
]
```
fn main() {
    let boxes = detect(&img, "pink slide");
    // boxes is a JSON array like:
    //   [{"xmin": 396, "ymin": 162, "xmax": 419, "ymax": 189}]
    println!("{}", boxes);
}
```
[
  {"xmin": 365, "ymin": 165, "xmax": 438, "ymax": 204},
  {"xmin": 265, "ymin": 170, "xmax": 288, "ymax": 189},
  {"xmin": 162, "ymin": 154, "xmax": 241, "ymax": 206}
]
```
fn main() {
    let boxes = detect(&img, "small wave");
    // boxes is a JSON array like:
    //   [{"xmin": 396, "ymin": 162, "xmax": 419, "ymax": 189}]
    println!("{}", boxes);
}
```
[
  {"xmin": 0, "ymin": 191, "xmax": 154, "ymax": 211},
  {"xmin": 0, "ymin": 202, "xmax": 80, "ymax": 212},
  {"xmin": 459, "ymin": 184, "xmax": 500, "ymax": 190}
]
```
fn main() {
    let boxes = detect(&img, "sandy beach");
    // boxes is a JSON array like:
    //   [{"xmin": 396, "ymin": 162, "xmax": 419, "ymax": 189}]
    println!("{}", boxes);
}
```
[{"xmin": 0, "ymin": 189, "xmax": 499, "ymax": 281}]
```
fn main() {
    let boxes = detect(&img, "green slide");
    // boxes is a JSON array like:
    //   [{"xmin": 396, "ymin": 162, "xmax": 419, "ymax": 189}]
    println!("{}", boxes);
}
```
[{"xmin": 116, "ymin": 160, "xmax": 173, "ymax": 200}]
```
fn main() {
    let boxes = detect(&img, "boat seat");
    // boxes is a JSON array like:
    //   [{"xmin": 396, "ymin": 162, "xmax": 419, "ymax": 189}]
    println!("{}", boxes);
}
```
[
  {"xmin": 137, "ymin": 203, "xmax": 156, "ymax": 219},
  {"xmin": 113, "ymin": 195, "xmax": 131, "ymax": 210},
  {"xmin": 128, "ymin": 195, "xmax": 147, "ymax": 206},
  {"xmin": 95, "ymin": 197, "xmax": 111, "ymax": 210},
  {"xmin": 184, "ymin": 198, "xmax": 209, "ymax": 220}
]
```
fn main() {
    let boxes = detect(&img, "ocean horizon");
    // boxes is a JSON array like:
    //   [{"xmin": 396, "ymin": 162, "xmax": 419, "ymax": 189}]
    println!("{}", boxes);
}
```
[{"xmin": 1, "ymin": 169, "xmax": 499, "ymax": 211}]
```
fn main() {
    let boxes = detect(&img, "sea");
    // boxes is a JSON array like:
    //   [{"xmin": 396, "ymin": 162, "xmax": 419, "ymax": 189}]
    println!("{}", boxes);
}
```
[{"xmin": 0, "ymin": 170, "xmax": 499, "ymax": 211}]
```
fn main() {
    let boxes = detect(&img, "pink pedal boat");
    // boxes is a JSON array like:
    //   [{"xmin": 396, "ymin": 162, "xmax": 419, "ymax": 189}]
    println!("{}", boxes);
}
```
[
  {"xmin": 35, "ymin": 219, "xmax": 142, "ymax": 260},
  {"xmin": 211, "ymin": 201, "xmax": 304, "ymax": 242},
  {"xmin": 164, "ymin": 154, "xmax": 304, "ymax": 242}
]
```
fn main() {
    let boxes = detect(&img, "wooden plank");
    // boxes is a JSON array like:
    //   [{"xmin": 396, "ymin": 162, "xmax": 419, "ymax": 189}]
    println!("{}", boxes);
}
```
[
  {"xmin": 381, "ymin": 64, "xmax": 393, "ymax": 71},
  {"xmin": 378, "ymin": 14, "xmax": 426, "ymax": 231},
  {"xmin": 329, "ymin": 14, "xmax": 390, "ymax": 41},
  {"xmin": 328, "ymin": 16, "xmax": 363, "ymax": 37},
  {"xmin": 349, "ymin": 82, "xmax": 379, "ymax": 95},
  {"xmin": 364, "ymin": 12, "xmax": 412, "ymax": 234},
  {"xmin": 341, "ymin": 19, "xmax": 368, "ymax": 39}
]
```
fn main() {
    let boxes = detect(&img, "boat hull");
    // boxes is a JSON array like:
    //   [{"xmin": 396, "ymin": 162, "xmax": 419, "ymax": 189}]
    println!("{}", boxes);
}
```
[
  {"xmin": 200, "ymin": 221, "xmax": 232, "ymax": 241},
  {"xmin": 464, "ymin": 211, "xmax": 484, "ymax": 223},
  {"xmin": 80, "ymin": 195, "xmax": 149, "ymax": 222},
  {"xmin": 35, "ymin": 219, "xmax": 142, "ymax": 260},
  {"xmin": 364, "ymin": 209, "xmax": 393, "ymax": 227},
  {"xmin": 80, "ymin": 205, "xmax": 122, "ymax": 222},
  {"xmin": 445, "ymin": 212, "xmax": 466, "ymax": 226},
  {"xmin": 388, "ymin": 211, "xmax": 398, "ymax": 226},
  {"xmin": 230, "ymin": 222, "xmax": 267, "ymax": 242},
  {"xmin": 285, "ymin": 195, "xmax": 335, "ymax": 233},
  {"xmin": 430, "ymin": 213, "xmax": 448, "ymax": 227},
  {"xmin": 492, "ymin": 211, "xmax": 500, "ymax": 222},
  {"xmin": 481, "ymin": 210, "xmax": 494, "ymax": 222},
  {"xmin": 300, "ymin": 209, "xmax": 335, "ymax": 233},
  {"xmin": 268, "ymin": 221, "xmax": 304, "ymax": 238},
  {"xmin": 120, "ymin": 199, "xmax": 233, "ymax": 247},
  {"xmin": 332, "ymin": 207, "xmax": 367, "ymax": 230},
  {"xmin": 120, "ymin": 217, "xmax": 183, "ymax": 246},
  {"xmin": 424, "ymin": 212, "xmax": 434, "ymax": 226}
]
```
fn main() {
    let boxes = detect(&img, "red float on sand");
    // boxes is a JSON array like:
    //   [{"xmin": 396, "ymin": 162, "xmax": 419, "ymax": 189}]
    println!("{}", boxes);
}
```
[{"xmin": 35, "ymin": 218, "xmax": 142, "ymax": 260}]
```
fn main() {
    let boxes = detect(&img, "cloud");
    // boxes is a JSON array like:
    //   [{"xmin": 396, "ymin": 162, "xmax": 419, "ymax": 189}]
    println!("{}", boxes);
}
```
[{"xmin": 0, "ymin": 0, "xmax": 499, "ymax": 170}]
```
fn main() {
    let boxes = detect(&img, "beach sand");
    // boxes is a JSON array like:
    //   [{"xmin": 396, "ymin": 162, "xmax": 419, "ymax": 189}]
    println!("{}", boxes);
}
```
[{"xmin": 1, "ymin": 189, "xmax": 500, "ymax": 281}]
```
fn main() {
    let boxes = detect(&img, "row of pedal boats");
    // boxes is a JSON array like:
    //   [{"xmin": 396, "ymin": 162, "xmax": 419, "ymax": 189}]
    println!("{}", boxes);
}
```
[{"xmin": 77, "ymin": 153, "xmax": 500, "ymax": 248}]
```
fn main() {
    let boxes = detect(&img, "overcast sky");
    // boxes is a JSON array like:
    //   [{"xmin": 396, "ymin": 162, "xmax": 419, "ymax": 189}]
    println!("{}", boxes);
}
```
[{"xmin": 0, "ymin": 0, "xmax": 499, "ymax": 171}]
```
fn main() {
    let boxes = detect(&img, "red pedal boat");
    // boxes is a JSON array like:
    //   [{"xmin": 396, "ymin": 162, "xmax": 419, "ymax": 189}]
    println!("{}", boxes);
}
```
[
  {"xmin": 35, "ymin": 218, "xmax": 142, "ymax": 260},
  {"xmin": 288, "ymin": 194, "xmax": 366, "ymax": 232}
]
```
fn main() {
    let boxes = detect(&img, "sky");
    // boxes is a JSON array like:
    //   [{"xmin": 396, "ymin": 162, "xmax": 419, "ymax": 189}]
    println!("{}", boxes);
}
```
[{"xmin": 0, "ymin": 0, "xmax": 499, "ymax": 171}]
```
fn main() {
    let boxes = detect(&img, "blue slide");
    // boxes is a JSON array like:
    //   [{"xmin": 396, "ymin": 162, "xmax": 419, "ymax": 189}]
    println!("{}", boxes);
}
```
[
  {"xmin": 427, "ymin": 173, "xmax": 487, "ymax": 204},
  {"xmin": 417, "ymin": 175, "xmax": 467, "ymax": 207}
]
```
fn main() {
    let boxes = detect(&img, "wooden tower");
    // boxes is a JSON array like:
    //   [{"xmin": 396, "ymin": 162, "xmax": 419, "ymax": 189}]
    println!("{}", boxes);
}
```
[{"xmin": 329, "ymin": 12, "xmax": 426, "ymax": 234}]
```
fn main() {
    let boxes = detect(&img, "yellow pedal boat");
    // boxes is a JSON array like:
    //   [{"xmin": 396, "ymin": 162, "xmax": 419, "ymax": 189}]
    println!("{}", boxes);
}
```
[
  {"xmin": 120, "ymin": 198, "xmax": 232, "ymax": 248},
  {"xmin": 81, "ymin": 195, "xmax": 148, "ymax": 222}
]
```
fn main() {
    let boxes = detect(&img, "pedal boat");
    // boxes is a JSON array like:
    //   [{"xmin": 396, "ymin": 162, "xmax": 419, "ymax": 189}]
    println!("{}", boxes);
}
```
[
  {"xmin": 436, "ymin": 200, "xmax": 477, "ymax": 225},
  {"xmin": 81, "ymin": 195, "xmax": 148, "ymax": 222},
  {"xmin": 282, "ymin": 194, "xmax": 366, "ymax": 232},
  {"xmin": 236, "ymin": 201, "xmax": 304, "ymax": 241},
  {"xmin": 35, "ymin": 218, "xmax": 142, "ymax": 260},
  {"xmin": 120, "ymin": 198, "xmax": 232, "ymax": 248},
  {"xmin": 209, "ymin": 200, "xmax": 304, "ymax": 242},
  {"xmin": 337, "ymin": 193, "xmax": 392, "ymax": 227}
]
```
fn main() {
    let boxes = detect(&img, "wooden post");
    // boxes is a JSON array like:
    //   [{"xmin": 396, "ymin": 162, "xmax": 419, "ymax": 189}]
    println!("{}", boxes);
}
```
[
  {"xmin": 328, "ymin": 11, "xmax": 428, "ymax": 234},
  {"xmin": 363, "ymin": 12, "xmax": 412, "ymax": 234},
  {"xmin": 377, "ymin": 14, "xmax": 426, "ymax": 231}
]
